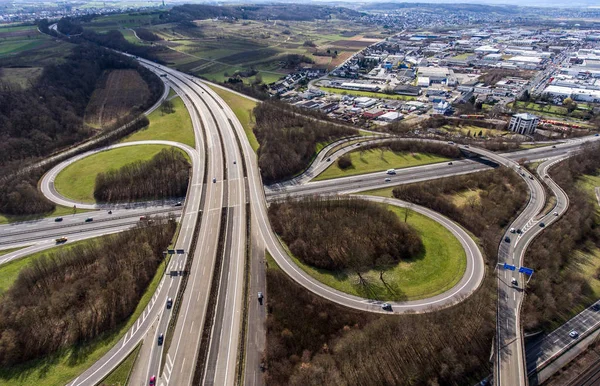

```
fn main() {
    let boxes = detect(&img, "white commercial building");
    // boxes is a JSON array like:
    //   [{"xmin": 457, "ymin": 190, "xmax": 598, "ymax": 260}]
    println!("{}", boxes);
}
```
[
  {"xmin": 508, "ymin": 113, "xmax": 539, "ymax": 135},
  {"xmin": 543, "ymin": 85, "xmax": 600, "ymax": 102}
]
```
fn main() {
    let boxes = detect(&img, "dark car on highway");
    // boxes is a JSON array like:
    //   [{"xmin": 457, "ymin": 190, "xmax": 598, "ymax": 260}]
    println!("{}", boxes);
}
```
[
  {"xmin": 258, "ymin": 292, "xmax": 264, "ymax": 305},
  {"xmin": 85, "ymin": 217, "xmax": 93, "ymax": 222},
  {"xmin": 158, "ymin": 333, "xmax": 164, "ymax": 346},
  {"xmin": 55, "ymin": 217, "xmax": 63, "ymax": 222}
]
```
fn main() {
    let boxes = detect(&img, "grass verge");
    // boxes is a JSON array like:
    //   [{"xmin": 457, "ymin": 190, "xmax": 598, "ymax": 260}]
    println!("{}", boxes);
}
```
[
  {"xmin": 54, "ymin": 144, "xmax": 187, "ymax": 203},
  {"xmin": 0, "ymin": 239, "xmax": 169, "ymax": 385},
  {"xmin": 314, "ymin": 149, "xmax": 450, "ymax": 181},
  {"xmin": 279, "ymin": 205, "xmax": 467, "ymax": 301},
  {"xmin": 0, "ymin": 247, "xmax": 25, "ymax": 258},
  {"xmin": 99, "ymin": 344, "xmax": 141, "ymax": 386},
  {"xmin": 207, "ymin": 85, "xmax": 259, "ymax": 152},
  {"xmin": 122, "ymin": 96, "xmax": 195, "ymax": 147}
]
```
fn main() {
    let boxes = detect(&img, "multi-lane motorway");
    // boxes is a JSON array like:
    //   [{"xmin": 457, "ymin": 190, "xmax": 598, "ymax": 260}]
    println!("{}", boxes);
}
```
[{"xmin": 3, "ymin": 52, "xmax": 600, "ymax": 386}]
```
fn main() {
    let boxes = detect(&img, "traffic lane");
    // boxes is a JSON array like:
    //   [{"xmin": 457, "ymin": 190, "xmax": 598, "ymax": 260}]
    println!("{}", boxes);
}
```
[
  {"xmin": 0, "ymin": 223, "xmax": 151, "ymax": 265},
  {"xmin": 0, "ymin": 207, "xmax": 182, "ymax": 241},
  {"xmin": 245, "ymin": 233, "xmax": 266, "ymax": 386},
  {"xmin": 268, "ymin": 160, "xmax": 492, "ymax": 199}
]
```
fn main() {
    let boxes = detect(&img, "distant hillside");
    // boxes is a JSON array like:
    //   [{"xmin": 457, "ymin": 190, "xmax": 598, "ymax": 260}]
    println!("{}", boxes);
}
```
[
  {"xmin": 360, "ymin": 2, "xmax": 516, "ymax": 14},
  {"xmin": 168, "ymin": 3, "xmax": 364, "ymax": 22}
]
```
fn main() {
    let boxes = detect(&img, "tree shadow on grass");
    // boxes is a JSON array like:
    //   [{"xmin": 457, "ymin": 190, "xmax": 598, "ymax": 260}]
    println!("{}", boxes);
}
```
[{"xmin": 0, "ymin": 347, "xmax": 62, "ymax": 383}]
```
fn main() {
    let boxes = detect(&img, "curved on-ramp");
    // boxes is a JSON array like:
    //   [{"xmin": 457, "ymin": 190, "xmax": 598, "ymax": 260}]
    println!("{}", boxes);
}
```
[{"xmin": 40, "ymin": 140, "xmax": 198, "ymax": 210}]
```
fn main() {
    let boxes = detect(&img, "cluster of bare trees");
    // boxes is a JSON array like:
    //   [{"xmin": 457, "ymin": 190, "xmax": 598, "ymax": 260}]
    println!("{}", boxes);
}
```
[
  {"xmin": 522, "ymin": 143, "xmax": 600, "ymax": 331},
  {"xmin": 0, "ymin": 221, "xmax": 175, "ymax": 366},
  {"xmin": 94, "ymin": 148, "xmax": 190, "ymax": 203},
  {"xmin": 393, "ymin": 168, "xmax": 528, "ymax": 263},
  {"xmin": 268, "ymin": 197, "xmax": 423, "ymax": 274},
  {"xmin": 254, "ymin": 101, "xmax": 357, "ymax": 182},
  {"xmin": 265, "ymin": 258, "xmax": 497, "ymax": 386}
]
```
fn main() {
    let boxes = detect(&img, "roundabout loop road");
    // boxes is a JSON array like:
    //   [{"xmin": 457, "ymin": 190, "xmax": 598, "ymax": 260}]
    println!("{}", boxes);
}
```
[
  {"xmin": 263, "ymin": 193, "xmax": 484, "ymax": 314},
  {"xmin": 40, "ymin": 140, "xmax": 198, "ymax": 210}
]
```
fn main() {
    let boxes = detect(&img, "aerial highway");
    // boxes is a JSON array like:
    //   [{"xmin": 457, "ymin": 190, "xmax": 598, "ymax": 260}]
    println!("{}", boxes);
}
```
[
  {"xmin": 4, "ymin": 56, "xmax": 600, "ymax": 386},
  {"xmin": 495, "ymin": 155, "xmax": 572, "ymax": 386}
]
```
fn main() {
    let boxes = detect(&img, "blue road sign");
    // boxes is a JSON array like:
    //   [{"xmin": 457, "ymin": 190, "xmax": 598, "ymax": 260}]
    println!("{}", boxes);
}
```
[
  {"xmin": 504, "ymin": 263, "xmax": 516, "ymax": 271},
  {"xmin": 176, "ymin": 249, "xmax": 185, "ymax": 254},
  {"xmin": 168, "ymin": 249, "xmax": 175, "ymax": 255},
  {"xmin": 519, "ymin": 266, "xmax": 534, "ymax": 275}
]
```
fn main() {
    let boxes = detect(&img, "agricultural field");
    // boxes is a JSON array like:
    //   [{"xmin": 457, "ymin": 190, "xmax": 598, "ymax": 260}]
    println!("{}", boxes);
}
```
[
  {"xmin": 84, "ymin": 69, "xmax": 151, "ymax": 128},
  {"xmin": 0, "ymin": 24, "xmax": 74, "ymax": 67},
  {"xmin": 147, "ymin": 19, "xmax": 383, "ymax": 84}
]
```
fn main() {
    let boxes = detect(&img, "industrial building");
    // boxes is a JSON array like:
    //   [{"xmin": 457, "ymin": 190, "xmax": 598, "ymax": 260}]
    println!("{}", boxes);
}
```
[{"xmin": 508, "ymin": 113, "xmax": 539, "ymax": 135}]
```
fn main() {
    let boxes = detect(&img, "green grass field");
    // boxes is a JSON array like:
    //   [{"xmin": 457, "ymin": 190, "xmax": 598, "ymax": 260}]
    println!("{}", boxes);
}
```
[
  {"xmin": 314, "ymin": 149, "xmax": 451, "ymax": 181},
  {"xmin": 282, "ymin": 205, "xmax": 467, "ymax": 301},
  {"xmin": 122, "ymin": 96, "xmax": 195, "ymax": 147},
  {"xmin": 100, "ymin": 344, "xmax": 141, "ymax": 386},
  {"xmin": 54, "ymin": 145, "xmax": 187, "ymax": 203},
  {"xmin": 442, "ymin": 124, "xmax": 506, "ymax": 138},
  {"xmin": 0, "ymin": 239, "xmax": 169, "ymax": 385},
  {"xmin": 0, "ymin": 205, "xmax": 93, "ymax": 225},
  {"xmin": 208, "ymin": 85, "xmax": 260, "ymax": 152},
  {"xmin": 319, "ymin": 86, "xmax": 416, "ymax": 101}
]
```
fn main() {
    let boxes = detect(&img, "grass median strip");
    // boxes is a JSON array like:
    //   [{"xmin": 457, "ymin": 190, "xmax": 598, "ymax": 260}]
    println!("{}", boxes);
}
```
[
  {"xmin": 280, "ymin": 205, "xmax": 466, "ymax": 302},
  {"xmin": 314, "ymin": 149, "xmax": 450, "ymax": 181}
]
